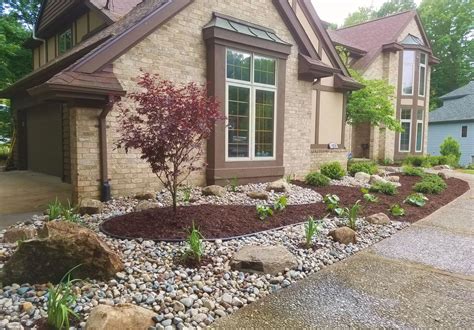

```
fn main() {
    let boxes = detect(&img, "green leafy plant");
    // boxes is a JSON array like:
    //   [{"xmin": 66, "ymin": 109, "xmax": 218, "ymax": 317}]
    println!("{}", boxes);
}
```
[
  {"xmin": 348, "ymin": 161, "xmax": 378, "ymax": 176},
  {"xmin": 185, "ymin": 222, "xmax": 204, "ymax": 263},
  {"xmin": 323, "ymin": 194, "xmax": 340, "ymax": 213},
  {"xmin": 47, "ymin": 265, "xmax": 81, "ymax": 330},
  {"xmin": 339, "ymin": 200, "xmax": 362, "ymax": 230},
  {"xmin": 47, "ymin": 198, "xmax": 63, "ymax": 221},
  {"xmin": 61, "ymin": 201, "xmax": 80, "ymax": 223},
  {"xmin": 413, "ymin": 174, "xmax": 447, "ymax": 194},
  {"xmin": 181, "ymin": 185, "xmax": 192, "ymax": 203},
  {"xmin": 304, "ymin": 216, "xmax": 321, "ymax": 248},
  {"xmin": 305, "ymin": 172, "xmax": 330, "ymax": 187},
  {"xmin": 380, "ymin": 158, "xmax": 393, "ymax": 166},
  {"xmin": 404, "ymin": 193, "xmax": 429, "ymax": 207},
  {"xmin": 256, "ymin": 204, "xmax": 274, "ymax": 220},
  {"xmin": 440, "ymin": 136, "xmax": 461, "ymax": 165},
  {"xmin": 285, "ymin": 173, "xmax": 295, "ymax": 183},
  {"xmin": 402, "ymin": 165, "xmax": 425, "ymax": 177},
  {"xmin": 320, "ymin": 162, "xmax": 346, "ymax": 180},
  {"xmin": 273, "ymin": 195, "xmax": 288, "ymax": 212},
  {"xmin": 363, "ymin": 193, "xmax": 378, "ymax": 203},
  {"xmin": 369, "ymin": 181, "xmax": 397, "ymax": 195},
  {"xmin": 390, "ymin": 204, "xmax": 405, "ymax": 216},
  {"xmin": 403, "ymin": 155, "xmax": 427, "ymax": 167},
  {"xmin": 228, "ymin": 176, "xmax": 239, "ymax": 192}
]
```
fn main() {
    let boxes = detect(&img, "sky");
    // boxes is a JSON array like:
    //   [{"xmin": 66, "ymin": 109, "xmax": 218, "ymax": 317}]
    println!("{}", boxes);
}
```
[{"xmin": 312, "ymin": 0, "xmax": 422, "ymax": 26}]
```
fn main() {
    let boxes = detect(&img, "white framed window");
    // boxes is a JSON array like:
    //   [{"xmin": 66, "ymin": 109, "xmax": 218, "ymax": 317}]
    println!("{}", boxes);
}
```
[
  {"xmin": 225, "ymin": 49, "xmax": 277, "ymax": 161},
  {"xmin": 399, "ymin": 108, "xmax": 412, "ymax": 152},
  {"xmin": 402, "ymin": 51, "xmax": 415, "ymax": 95},
  {"xmin": 415, "ymin": 109, "xmax": 423, "ymax": 152},
  {"xmin": 418, "ymin": 53, "xmax": 427, "ymax": 97}
]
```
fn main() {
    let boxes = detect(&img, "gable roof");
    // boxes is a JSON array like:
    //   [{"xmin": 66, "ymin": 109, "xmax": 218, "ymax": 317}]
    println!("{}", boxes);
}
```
[
  {"xmin": 429, "ymin": 82, "xmax": 474, "ymax": 123},
  {"xmin": 328, "ymin": 10, "xmax": 430, "ymax": 71}
]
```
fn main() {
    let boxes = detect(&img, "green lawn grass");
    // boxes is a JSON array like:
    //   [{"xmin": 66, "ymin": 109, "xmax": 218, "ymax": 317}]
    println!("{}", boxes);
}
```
[{"xmin": 457, "ymin": 169, "xmax": 474, "ymax": 175}]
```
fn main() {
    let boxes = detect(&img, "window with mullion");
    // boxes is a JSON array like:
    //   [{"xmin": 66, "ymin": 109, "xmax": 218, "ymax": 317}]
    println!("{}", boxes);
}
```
[
  {"xmin": 416, "ymin": 109, "xmax": 423, "ymax": 152},
  {"xmin": 399, "ymin": 108, "xmax": 412, "ymax": 152}
]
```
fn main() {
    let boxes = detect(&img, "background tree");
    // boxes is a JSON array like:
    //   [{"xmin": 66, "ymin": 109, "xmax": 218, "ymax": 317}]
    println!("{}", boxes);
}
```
[
  {"xmin": 376, "ymin": 0, "xmax": 417, "ymax": 17},
  {"xmin": 1, "ymin": 0, "xmax": 41, "ymax": 29},
  {"xmin": 343, "ymin": 6, "xmax": 374, "ymax": 27},
  {"xmin": 117, "ymin": 74, "xmax": 224, "ymax": 213}
]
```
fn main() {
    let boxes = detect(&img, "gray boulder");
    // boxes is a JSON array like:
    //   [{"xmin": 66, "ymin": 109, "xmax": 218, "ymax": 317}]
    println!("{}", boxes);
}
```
[
  {"xmin": 365, "ymin": 213, "xmax": 390, "ymax": 225},
  {"xmin": 246, "ymin": 191, "xmax": 269, "ymax": 200},
  {"xmin": 78, "ymin": 198, "xmax": 103, "ymax": 215},
  {"xmin": 354, "ymin": 172, "xmax": 371, "ymax": 183},
  {"xmin": 266, "ymin": 179, "xmax": 289, "ymax": 193},
  {"xmin": 85, "ymin": 304, "xmax": 155, "ymax": 330},
  {"xmin": 369, "ymin": 175, "xmax": 389, "ymax": 185},
  {"xmin": 231, "ymin": 245, "xmax": 297, "ymax": 275},
  {"xmin": 329, "ymin": 227, "xmax": 356, "ymax": 245},
  {"xmin": 134, "ymin": 200, "xmax": 161, "ymax": 212},
  {"xmin": 2, "ymin": 227, "xmax": 37, "ymax": 243},
  {"xmin": 202, "ymin": 185, "xmax": 226, "ymax": 197}
]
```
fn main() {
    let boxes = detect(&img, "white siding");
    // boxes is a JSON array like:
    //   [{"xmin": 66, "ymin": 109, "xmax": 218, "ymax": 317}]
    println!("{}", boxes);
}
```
[{"xmin": 428, "ymin": 121, "xmax": 474, "ymax": 166}]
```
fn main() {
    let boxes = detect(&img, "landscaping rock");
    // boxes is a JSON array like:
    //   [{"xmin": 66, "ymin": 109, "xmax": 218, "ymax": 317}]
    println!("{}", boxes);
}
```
[
  {"xmin": 2, "ymin": 227, "xmax": 36, "ymax": 243},
  {"xmin": 85, "ymin": 304, "xmax": 155, "ymax": 330},
  {"xmin": 354, "ymin": 172, "xmax": 371, "ymax": 183},
  {"xmin": 433, "ymin": 165, "xmax": 451, "ymax": 170},
  {"xmin": 384, "ymin": 166, "xmax": 399, "ymax": 173},
  {"xmin": 246, "ymin": 191, "xmax": 269, "ymax": 200},
  {"xmin": 266, "ymin": 179, "xmax": 289, "ymax": 193},
  {"xmin": 230, "ymin": 245, "xmax": 297, "ymax": 275},
  {"xmin": 438, "ymin": 172, "xmax": 449, "ymax": 180},
  {"xmin": 135, "ymin": 192, "xmax": 156, "ymax": 200},
  {"xmin": 365, "ymin": 213, "xmax": 390, "ymax": 225},
  {"xmin": 134, "ymin": 201, "xmax": 161, "ymax": 212},
  {"xmin": 329, "ymin": 227, "xmax": 356, "ymax": 245},
  {"xmin": 369, "ymin": 175, "xmax": 388, "ymax": 185},
  {"xmin": 386, "ymin": 176, "xmax": 400, "ymax": 183},
  {"xmin": 1, "ymin": 221, "xmax": 123, "ymax": 285},
  {"xmin": 202, "ymin": 185, "xmax": 226, "ymax": 197},
  {"xmin": 78, "ymin": 199, "xmax": 103, "ymax": 215}
]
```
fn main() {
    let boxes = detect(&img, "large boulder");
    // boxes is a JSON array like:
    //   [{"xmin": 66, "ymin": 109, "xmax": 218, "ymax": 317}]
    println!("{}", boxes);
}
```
[
  {"xmin": 1, "ymin": 221, "xmax": 123, "ymax": 285},
  {"xmin": 85, "ymin": 304, "xmax": 155, "ymax": 330},
  {"xmin": 134, "ymin": 200, "xmax": 161, "ymax": 212},
  {"xmin": 231, "ymin": 245, "xmax": 297, "ymax": 275},
  {"xmin": 246, "ymin": 191, "xmax": 269, "ymax": 200},
  {"xmin": 369, "ymin": 175, "xmax": 389, "ymax": 185},
  {"xmin": 329, "ymin": 227, "xmax": 356, "ymax": 245},
  {"xmin": 266, "ymin": 179, "xmax": 289, "ymax": 193},
  {"xmin": 354, "ymin": 172, "xmax": 371, "ymax": 183},
  {"xmin": 2, "ymin": 227, "xmax": 37, "ymax": 243},
  {"xmin": 202, "ymin": 185, "xmax": 226, "ymax": 197},
  {"xmin": 386, "ymin": 176, "xmax": 400, "ymax": 183},
  {"xmin": 78, "ymin": 199, "xmax": 103, "ymax": 215},
  {"xmin": 365, "ymin": 213, "xmax": 390, "ymax": 225}
]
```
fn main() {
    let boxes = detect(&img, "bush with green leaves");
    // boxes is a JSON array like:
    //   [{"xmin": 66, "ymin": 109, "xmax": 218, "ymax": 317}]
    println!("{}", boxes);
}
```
[
  {"xmin": 348, "ymin": 161, "xmax": 378, "ymax": 176},
  {"xmin": 363, "ymin": 192, "xmax": 378, "ymax": 202},
  {"xmin": 228, "ymin": 177, "xmax": 239, "ymax": 192},
  {"xmin": 413, "ymin": 174, "xmax": 447, "ymax": 194},
  {"xmin": 323, "ymin": 194, "xmax": 340, "ymax": 213},
  {"xmin": 305, "ymin": 172, "xmax": 330, "ymax": 187},
  {"xmin": 390, "ymin": 204, "xmax": 405, "ymax": 216},
  {"xmin": 47, "ymin": 265, "xmax": 81, "ymax": 330},
  {"xmin": 273, "ymin": 195, "xmax": 288, "ymax": 212},
  {"xmin": 256, "ymin": 204, "xmax": 273, "ymax": 220},
  {"xmin": 304, "ymin": 216, "xmax": 321, "ymax": 248},
  {"xmin": 47, "ymin": 199, "xmax": 80, "ymax": 223},
  {"xmin": 320, "ymin": 162, "xmax": 346, "ymax": 180},
  {"xmin": 369, "ymin": 181, "xmax": 398, "ymax": 195},
  {"xmin": 404, "ymin": 193, "xmax": 429, "ymax": 207},
  {"xmin": 184, "ymin": 222, "xmax": 204, "ymax": 263},
  {"xmin": 466, "ymin": 163, "xmax": 474, "ymax": 170},
  {"xmin": 440, "ymin": 136, "xmax": 461, "ymax": 165},
  {"xmin": 403, "ymin": 155, "xmax": 427, "ymax": 167},
  {"xmin": 402, "ymin": 165, "xmax": 425, "ymax": 177}
]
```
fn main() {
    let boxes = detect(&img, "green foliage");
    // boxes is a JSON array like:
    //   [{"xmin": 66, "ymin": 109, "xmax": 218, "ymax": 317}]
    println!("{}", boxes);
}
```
[
  {"xmin": 323, "ymin": 194, "xmax": 340, "ymax": 213},
  {"xmin": 413, "ymin": 174, "xmax": 447, "ymax": 194},
  {"xmin": 439, "ymin": 137, "xmax": 461, "ymax": 165},
  {"xmin": 390, "ymin": 204, "xmax": 406, "ymax": 216},
  {"xmin": 185, "ymin": 222, "xmax": 204, "ymax": 263},
  {"xmin": 402, "ymin": 165, "xmax": 425, "ymax": 177},
  {"xmin": 404, "ymin": 192, "xmax": 429, "ymax": 207},
  {"xmin": 320, "ymin": 162, "xmax": 346, "ymax": 180},
  {"xmin": 403, "ymin": 155, "xmax": 426, "ymax": 167},
  {"xmin": 343, "ymin": 0, "xmax": 416, "ymax": 27},
  {"xmin": 305, "ymin": 172, "xmax": 330, "ymax": 187},
  {"xmin": 1, "ymin": 0, "xmax": 42, "ymax": 28},
  {"xmin": 47, "ymin": 265, "xmax": 81, "ymax": 330},
  {"xmin": 379, "ymin": 158, "xmax": 394, "ymax": 166},
  {"xmin": 346, "ymin": 69, "xmax": 401, "ymax": 132},
  {"xmin": 181, "ymin": 185, "xmax": 192, "ymax": 203},
  {"xmin": 285, "ymin": 173, "xmax": 295, "ymax": 183},
  {"xmin": 256, "ymin": 204, "xmax": 273, "ymax": 220},
  {"xmin": 0, "ymin": 143, "xmax": 10, "ymax": 161},
  {"xmin": 47, "ymin": 199, "xmax": 63, "ymax": 221},
  {"xmin": 466, "ymin": 163, "xmax": 474, "ymax": 170},
  {"xmin": 46, "ymin": 199, "xmax": 80, "ymax": 222},
  {"xmin": 273, "ymin": 195, "xmax": 288, "ymax": 212},
  {"xmin": 343, "ymin": 6, "xmax": 374, "ymax": 27},
  {"xmin": 304, "ymin": 216, "xmax": 321, "ymax": 248},
  {"xmin": 339, "ymin": 200, "xmax": 362, "ymax": 230},
  {"xmin": 363, "ymin": 192, "xmax": 379, "ymax": 203},
  {"xmin": 348, "ymin": 161, "xmax": 378, "ymax": 176},
  {"xmin": 228, "ymin": 176, "xmax": 239, "ymax": 192},
  {"xmin": 369, "ymin": 181, "xmax": 398, "ymax": 195}
]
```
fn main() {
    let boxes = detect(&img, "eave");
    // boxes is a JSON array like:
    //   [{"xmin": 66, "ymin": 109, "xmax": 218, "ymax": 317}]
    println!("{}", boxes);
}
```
[
  {"xmin": 298, "ymin": 54, "xmax": 339, "ymax": 81},
  {"xmin": 334, "ymin": 73, "xmax": 364, "ymax": 91}
]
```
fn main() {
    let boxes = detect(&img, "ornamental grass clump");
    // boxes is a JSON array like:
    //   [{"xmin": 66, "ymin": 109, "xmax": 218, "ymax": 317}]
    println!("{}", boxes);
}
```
[
  {"xmin": 304, "ymin": 216, "xmax": 321, "ymax": 248},
  {"xmin": 46, "ymin": 199, "xmax": 80, "ymax": 223},
  {"xmin": 413, "ymin": 174, "xmax": 447, "ymax": 194},
  {"xmin": 339, "ymin": 200, "xmax": 362, "ymax": 231},
  {"xmin": 369, "ymin": 181, "xmax": 398, "ymax": 195},
  {"xmin": 320, "ymin": 162, "xmax": 346, "ymax": 180},
  {"xmin": 305, "ymin": 172, "xmax": 330, "ymax": 187},
  {"xmin": 185, "ymin": 222, "xmax": 204, "ymax": 263},
  {"xmin": 348, "ymin": 161, "xmax": 378, "ymax": 176},
  {"xmin": 402, "ymin": 165, "xmax": 425, "ymax": 177}
]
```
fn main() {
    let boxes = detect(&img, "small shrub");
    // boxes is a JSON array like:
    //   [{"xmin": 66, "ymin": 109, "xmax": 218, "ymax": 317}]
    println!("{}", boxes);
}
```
[
  {"xmin": 228, "ymin": 177, "xmax": 239, "ymax": 192},
  {"xmin": 305, "ymin": 172, "xmax": 330, "ymax": 187},
  {"xmin": 363, "ymin": 193, "xmax": 378, "ymax": 203},
  {"xmin": 323, "ymin": 194, "xmax": 340, "ymax": 213},
  {"xmin": 339, "ymin": 200, "xmax": 362, "ymax": 230},
  {"xmin": 304, "ymin": 216, "xmax": 321, "ymax": 248},
  {"xmin": 402, "ymin": 165, "xmax": 425, "ymax": 177},
  {"xmin": 61, "ymin": 201, "xmax": 80, "ymax": 223},
  {"xmin": 440, "ymin": 136, "xmax": 461, "ymax": 165},
  {"xmin": 181, "ymin": 185, "xmax": 192, "ymax": 203},
  {"xmin": 285, "ymin": 173, "xmax": 295, "ymax": 183},
  {"xmin": 185, "ymin": 222, "xmax": 204, "ymax": 263},
  {"xmin": 273, "ymin": 195, "xmax": 288, "ymax": 212},
  {"xmin": 47, "ymin": 199, "xmax": 80, "ymax": 222},
  {"xmin": 413, "ymin": 174, "xmax": 447, "ymax": 194},
  {"xmin": 47, "ymin": 198, "xmax": 63, "ymax": 221},
  {"xmin": 369, "ymin": 181, "xmax": 398, "ymax": 195},
  {"xmin": 320, "ymin": 162, "xmax": 346, "ymax": 180},
  {"xmin": 404, "ymin": 192, "xmax": 428, "ymax": 207},
  {"xmin": 390, "ymin": 204, "xmax": 405, "ymax": 216},
  {"xmin": 348, "ymin": 161, "xmax": 378, "ymax": 176},
  {"xmin": 466, "ymin": 163, "xmax": 474, "ymax": 170},
  {"xmin": 256, "ymin": 204, "xmax": 273, "ymax": 220},
  {"xmin": 403, "ymin": 155, "xmax": 426, "ymax": 167},
  {"xmin": 379, "ymin": 158, "xmax": 393, "ymax": 166}
]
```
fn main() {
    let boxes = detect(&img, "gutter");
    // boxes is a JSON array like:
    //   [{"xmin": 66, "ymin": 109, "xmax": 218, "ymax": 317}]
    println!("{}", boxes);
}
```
[
  {"xmin": 32, "ymin": 28, "xmax": 46, "ymax": 65},
  {"xmin": 99, "ymin": 96, "xmax": 116, "ymax": 202}
]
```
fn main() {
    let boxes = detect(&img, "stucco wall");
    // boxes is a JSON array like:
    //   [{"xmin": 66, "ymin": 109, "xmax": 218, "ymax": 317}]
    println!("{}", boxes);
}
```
[
  {"xmin": 318, "ymin": 91, "xmax": 343, "ymax": 144},
  {"xmin": 428, "ymin": 122, "xmax": 474, "ymax": 166}
]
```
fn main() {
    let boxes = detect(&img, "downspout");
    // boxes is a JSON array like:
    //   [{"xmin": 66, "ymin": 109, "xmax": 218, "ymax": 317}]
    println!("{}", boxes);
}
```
[
  {"xmin": 32, "ymin": 27, "xmax": 46, "ymax": 65},
  {"xmin": 99, "ymin": 96, "xmax": 115, "ymax": 202}
]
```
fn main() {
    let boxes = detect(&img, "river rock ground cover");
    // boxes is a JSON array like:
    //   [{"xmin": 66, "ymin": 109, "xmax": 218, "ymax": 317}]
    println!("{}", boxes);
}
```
[{"xmin": 0, "ymin": 172, "xmax": 468, "ymax": 329}]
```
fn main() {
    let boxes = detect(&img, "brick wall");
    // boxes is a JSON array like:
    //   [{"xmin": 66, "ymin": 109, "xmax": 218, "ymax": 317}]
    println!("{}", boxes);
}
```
[{"xmin": 309, "ymin": 149, "xmax": 348, "ymax": 173}]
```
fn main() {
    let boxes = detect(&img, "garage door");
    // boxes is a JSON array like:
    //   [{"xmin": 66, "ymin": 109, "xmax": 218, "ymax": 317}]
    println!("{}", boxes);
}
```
[{"xmin": 27, "ymin": 104, "xmax": 63, "ymax": 177}]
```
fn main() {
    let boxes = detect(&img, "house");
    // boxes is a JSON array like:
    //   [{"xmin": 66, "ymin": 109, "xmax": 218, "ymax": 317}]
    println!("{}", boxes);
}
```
[
  {"xmin": 428, "ymin": 81, "xmax": 474, "ymax": 166},
  {"xmin": 0, "ymin": 0, "xmax": 361, "ymax": 202},
  {"xmin": 328, "ymin": 11, "xmax": 439, "ymax": 162}
]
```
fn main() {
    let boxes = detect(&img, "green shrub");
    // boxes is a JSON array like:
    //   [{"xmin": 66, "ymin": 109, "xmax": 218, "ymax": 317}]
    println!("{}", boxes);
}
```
[
  {"xmin": 390, "ymin": 204, "xmax": 405, "ymax": 216},
  {"xmin": 440, "ymin": 137, "xmax": 461, "ymax": 165},
  {"xmin": 348, "ymin": 161, "xmax": 378, "ymax": 176},
  {"xmin": 402, "ymin": 165, "xmax": 425, "ymax": 177},
  {"xmin": 323, "ymin": 194, "xmax": 340, "ymax": 213},
  {"xmin": 0, "ymin": 144, "xmax": 10, "ymax": 161},
  {"xmin": 256, "ymin": 205, "xmax": 273, "ymax": 220},
  {"xmin": 305, "ymin": 172, "xmax": 330, "ymax": 187},
  {"xmin": 379, "ymin": 158, "xmax": 393, "ymax": 166},
  {"xmin": 273, "ymin": 195, "xmax": 288, "ymax": 212},
  {"xmin": 413, "ymin": 174, "xmax": 447, "ymax": 194},
  {"xmin": 320, "ymin": 162, "xmax": 346, "ymax": 180},
  {"xmin": 304, "ymin": 216, "xmax": 321, "ymax": 248},
  {"xmin": 363, "ymin": 193, "xmax": 378, "ymax": 202},
  {"xmin": 404, "ymin": 192, "xmax": 428, "ymax": 207},
  {"xmin": 403, "ymin": 155, "xmax": 427, "ymax": 167},
  {"xmin": 369, "ymin": 181, "xmax": 398, "ymax": 195},
  {"xmin": 47, "ymin": 199, "xmax": 80, "ymax": 222},
  {"xmin": 339, "ymin": 200, "xmax": 362, "ymax": 230},
  {"xmin": 466, "ymin": 163, "xmax": 474, "ymax": 170},
  {"xmin": 185, "ymin": 222, "xmax": 204, "ymax": 263},
  {"xmin": 228, "ymin": 177, "xmax": 239, "ymax": 192}
]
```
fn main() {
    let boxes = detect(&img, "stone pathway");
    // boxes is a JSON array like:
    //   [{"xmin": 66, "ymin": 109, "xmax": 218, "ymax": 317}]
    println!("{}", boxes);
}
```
[{"xmin": 214, "ymin": 171, "xmax": 474, "ymax": 328}]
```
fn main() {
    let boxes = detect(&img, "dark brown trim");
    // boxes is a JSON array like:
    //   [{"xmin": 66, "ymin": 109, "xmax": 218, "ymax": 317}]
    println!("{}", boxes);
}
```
[
  {"xmin": 84, "ymin": 2, "xmax": 115, "ymax": 26},
  {"xmin": 87, "ymin": 11, "xmax": 90, "ymax": 33},
  {"xmin": 402, "ymin": 43, "xmax": 432, "ymax": 54},
  {"xmin": 72, "ymin": 0, "xmax": 194, "ymax": 73},
  {"xmin": 74, "ymin": 19, "xmax": 78, "ymax": 45},
  {"xmin": 333, "ymin": 41, "xmax": 367, "ymax": 58},
  {"xmin": 298, "ymin": 54, "xmax": 339, "ymax": 81},
  {"xmin": 382, "ymin": 42, "xmax": 404, "ymax": 52},
  {"xmin": 27, "ymin": 83, "xmax": 125, "ymax": 101},
  {"xmin": 333, "ymin": 73, "xmax": 364, "ymax": 91}
]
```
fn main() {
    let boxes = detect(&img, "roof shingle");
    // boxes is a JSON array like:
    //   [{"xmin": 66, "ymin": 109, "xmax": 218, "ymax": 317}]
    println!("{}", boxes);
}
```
[{"xmin": 429, "ymin": 82, "xmax": 474, "ymax": 123}]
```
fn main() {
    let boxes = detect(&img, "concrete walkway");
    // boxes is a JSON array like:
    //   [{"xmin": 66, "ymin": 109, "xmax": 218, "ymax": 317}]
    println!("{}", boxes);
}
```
[{"xmin": 214, "ymin": 171, "xmax": 474, "ymax": 328}]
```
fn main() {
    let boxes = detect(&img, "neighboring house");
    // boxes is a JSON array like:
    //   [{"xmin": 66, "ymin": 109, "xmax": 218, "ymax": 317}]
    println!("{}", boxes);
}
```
[
  {"xmin": 328, "ymin": 11, "xmax": 439, "ymax": 162},
  {"xmin": 428, "ymin": 81, "xmax": 474, "ymax": 166},
  {"xmin": 0, "ymin": 0, "xmax": 361, "ymax": 202}
]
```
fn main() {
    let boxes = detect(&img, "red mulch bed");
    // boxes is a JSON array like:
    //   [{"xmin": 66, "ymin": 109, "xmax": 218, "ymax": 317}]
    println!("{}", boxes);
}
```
[{"xmin": 100, "ymin": 175, "xmax": 469, "ymax": 240}]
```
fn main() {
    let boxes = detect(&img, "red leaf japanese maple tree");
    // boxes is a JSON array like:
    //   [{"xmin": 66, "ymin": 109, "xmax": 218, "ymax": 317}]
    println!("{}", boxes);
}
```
[{"xmin": 117, "ymin": 73, "xmax": 224, "ymax": 213}]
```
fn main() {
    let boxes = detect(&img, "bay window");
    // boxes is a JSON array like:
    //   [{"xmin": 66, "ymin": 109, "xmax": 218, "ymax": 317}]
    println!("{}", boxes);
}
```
[
  {"xmin": 226, "ymin": 49, "xmax": 276, "ymax": 160},
  {"xmin": 418, "ymin": 53, "xmax": 427, "ymax": 97},
  {"xmin": 402, "ymin": 51, "xmax": 415, "ymax": 95},
  {"xmin": 399, "ymin": 108, "xmax": 411, "ymax": 152},
  {"xmin": 416, "ymin": 109, "xmax": 423, "ymax": 152}
]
